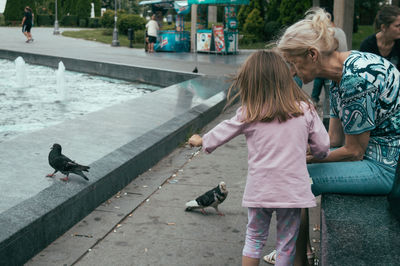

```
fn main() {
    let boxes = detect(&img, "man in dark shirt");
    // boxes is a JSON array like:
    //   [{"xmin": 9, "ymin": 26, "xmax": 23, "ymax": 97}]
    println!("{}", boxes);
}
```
[{"xmin": 21, "ymin": 6, "xmax": 33, "ymax": 43}]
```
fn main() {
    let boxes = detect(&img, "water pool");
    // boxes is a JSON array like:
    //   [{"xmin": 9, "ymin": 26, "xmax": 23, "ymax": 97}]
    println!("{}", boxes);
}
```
[{"xmin": 0, "ymin": 58, "xmax": 162, "ymax": 143}]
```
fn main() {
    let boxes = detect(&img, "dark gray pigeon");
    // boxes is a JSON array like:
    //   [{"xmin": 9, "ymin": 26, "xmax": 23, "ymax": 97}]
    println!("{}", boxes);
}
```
[
  {"xmin": 46, "ymin": 143, "xmax": 90, "ymax": 182},
  {"xmin": 185, "ymin": 181, "xmax": 228, "ymax": 215}
]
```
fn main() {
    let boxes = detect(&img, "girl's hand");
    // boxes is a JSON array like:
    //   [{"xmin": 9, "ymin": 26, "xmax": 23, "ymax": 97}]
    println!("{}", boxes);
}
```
[{"xmin": 188, "ymin": 134, "xmax": 202, "ymax": 147}]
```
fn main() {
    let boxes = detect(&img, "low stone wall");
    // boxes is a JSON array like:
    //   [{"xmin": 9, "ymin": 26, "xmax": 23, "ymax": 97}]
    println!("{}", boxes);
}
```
[{"xmin": 0, "ymin": 49, "xmax": 200, "ymax": 87}]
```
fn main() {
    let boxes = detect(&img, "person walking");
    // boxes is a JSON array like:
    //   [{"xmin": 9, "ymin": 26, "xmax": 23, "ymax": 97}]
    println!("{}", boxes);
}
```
[
  {"xmin": 145, "ymin": 14, "xmax": 159, "ymax": 53},
  {"xmin": 21, "ymin": 6, "xmax": 33, "ymax": 43},
  {"xmin": 264, "ymin": 7, "xmax": 400, "ymax": 265},
  {"xmin": 189, "ymin": 50, "xmax": 330, "ymax": 266},
  {"xmin": 360, "ymin": 5, "xmax": 400, "ymax": 70}
]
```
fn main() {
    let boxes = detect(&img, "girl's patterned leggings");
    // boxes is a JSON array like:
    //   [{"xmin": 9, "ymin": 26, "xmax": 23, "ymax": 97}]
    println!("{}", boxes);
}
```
[{"xmin": 243, "ymin": 207, "xmax": 301, "ymax": 266}]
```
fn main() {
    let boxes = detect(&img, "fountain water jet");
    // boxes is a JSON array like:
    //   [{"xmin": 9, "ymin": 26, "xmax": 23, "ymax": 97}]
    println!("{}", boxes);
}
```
[
  {"xmin": 15, "ymin": 56, "xmax": 26, "ymax": 88},
  {"xmin": 56, "ymin": 61, "xmax": 66, "ymax": 101}
]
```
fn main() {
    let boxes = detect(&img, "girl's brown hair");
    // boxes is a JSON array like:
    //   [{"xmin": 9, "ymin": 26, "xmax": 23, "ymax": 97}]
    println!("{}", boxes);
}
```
[
  {"xmin": 226, "ymin": 49, "xmax": 311, "ymax": 123},
  {"xmin": 375, "ymin": 5, "xmax": 400, "ymax": 31}
]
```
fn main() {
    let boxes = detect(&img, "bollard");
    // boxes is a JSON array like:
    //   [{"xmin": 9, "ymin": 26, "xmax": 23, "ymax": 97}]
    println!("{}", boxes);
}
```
[{"xmin": 127, "ymin": 28, "xmax": 134, "ymax": 48}]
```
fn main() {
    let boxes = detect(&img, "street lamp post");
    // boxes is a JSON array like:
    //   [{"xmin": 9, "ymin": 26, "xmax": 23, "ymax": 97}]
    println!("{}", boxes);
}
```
[
  {"xmin": 53, "ymin": 0, "xmax": 60, "ymax": 35},
  {"xmin": 111, "ymin": 0, "xmax": 120, "ymax": 46}
]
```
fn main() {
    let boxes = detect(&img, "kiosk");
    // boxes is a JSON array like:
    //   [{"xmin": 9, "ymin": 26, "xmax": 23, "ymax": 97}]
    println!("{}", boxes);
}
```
[
  {"xmin": 188, "ymin": 0, "xmax": 248, "ymax": 54},
  {"xmin": 139, "ymin": 0, "xmax": 191, "ymax": 52}
]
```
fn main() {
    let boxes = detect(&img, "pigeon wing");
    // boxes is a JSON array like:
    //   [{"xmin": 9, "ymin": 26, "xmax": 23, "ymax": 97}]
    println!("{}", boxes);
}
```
[
  {"xmin": 195, "ymin": 189, "xmax": 216, "ymax": 207},
  {"xmin": 50, "ymin": 154, "xmax": 72, "ymax": 172}
]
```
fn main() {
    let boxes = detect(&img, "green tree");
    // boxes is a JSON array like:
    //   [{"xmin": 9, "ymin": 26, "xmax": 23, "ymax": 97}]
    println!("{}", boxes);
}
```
[
  {"xmin": 278, "ymin": 0, "xmax": 312, "ymax": 26},
  {"xmin": 237, "ymin": 0, "xmax": 264, "ymax": 30},
  {"xmin": 243, "ymin": 8, "xmax": 264, "ymax": 41},
  {"xmin": 4, "ymin": 0, "xmax": 36, "ymax": 22},
  {"xmin": 76, "ymin": 0, "xmax": 91, "ymax": 19},
  {"xmin": 93, "ymin": 0, "xmax": 102, "ymax": 17},
  {"xmin": 355, "ymin": 0, "xmax": 383, "ymax": 25},
  {"xmin": 265, "ymin": 0, "xmax": 280, "ymax": 22},
  {"xmin": 63, "ymin": 0, "xmax": 79, "ymax": 15}
]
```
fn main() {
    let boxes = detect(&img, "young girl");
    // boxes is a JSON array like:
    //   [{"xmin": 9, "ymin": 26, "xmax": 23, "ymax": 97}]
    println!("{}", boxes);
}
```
[{"xmin": 188, "ymin": 50, "xmax": 329, "ymax": 266}]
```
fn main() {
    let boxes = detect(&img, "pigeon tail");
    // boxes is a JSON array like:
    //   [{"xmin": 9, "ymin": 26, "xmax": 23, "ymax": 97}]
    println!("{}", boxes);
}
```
[
  {"xmin": 74, "ymin": 171, "xmax": 89, "ymax": 181},
  {"xmin": 73, "ymin": 164, "xmax": 90, "ymax": 172},
  {"xmin": 185, "ymin": 200, "xmax": 200, "ymax": 211}
]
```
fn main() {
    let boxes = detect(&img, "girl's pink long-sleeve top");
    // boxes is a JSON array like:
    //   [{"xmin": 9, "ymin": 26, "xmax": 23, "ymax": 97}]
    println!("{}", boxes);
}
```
[{"xmin": 202, "ymin": 104, "xmax": 329, "ymax": 208}]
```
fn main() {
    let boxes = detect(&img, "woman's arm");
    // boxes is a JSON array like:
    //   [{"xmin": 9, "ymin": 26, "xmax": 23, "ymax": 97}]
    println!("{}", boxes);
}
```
[
  {"xmin": 329, "ymin": 118, "xmax": 345, "ymax": 147},
  {"xmin": 308, "ymin": 130, "xmax": 370, "ymax": 163}
]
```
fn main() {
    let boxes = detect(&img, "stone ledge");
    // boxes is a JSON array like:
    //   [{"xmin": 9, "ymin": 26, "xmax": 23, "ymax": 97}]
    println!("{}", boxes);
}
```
[{"xmin": 0, "ymin": 49, "xmax": 201, "ymax": 87}]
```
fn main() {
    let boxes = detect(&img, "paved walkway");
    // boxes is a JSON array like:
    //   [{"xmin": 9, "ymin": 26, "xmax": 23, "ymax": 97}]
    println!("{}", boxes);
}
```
[
  {"xmin": 26, "ymin": 102, "xmax": 321, "ymax": 266},
  {"xmin": 0, "ymin": 27, "xmax": 251, "ymax": 76},
  {"xmin": 0, "ymin": 26, "xmax": 320, "ymax": 265}
]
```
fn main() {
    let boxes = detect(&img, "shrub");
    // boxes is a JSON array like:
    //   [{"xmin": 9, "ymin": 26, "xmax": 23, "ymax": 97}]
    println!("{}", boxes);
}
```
[
  {"xmin": 79, "ymin": 18, "xmax": 87, "ymax": 27},
  {"xmin": 88, "ymin": 18, "xmax": 100, "ymax": 28},
  {"xmin": 117, "ymin": 14, "xmax": 146, "ymax": 35},
  {"xmin": 0, "ymin": 14, "xmax": 5, "ymax": 26},
  {"xmin": 134, "ymin": 29, "xmax": 145, "ymax": 44},
  {"xmin": 61, "ymin": 15, "xmax": 78, "ymax": 26},
  {"xmin": 264, "ymin": 21, "xmax": 281, "ymax": 41},
  {"xmin": 37, "ymin": 14, "xmax": 53, "ymax": 26},
  {"xmin": 101, "ymin": 10, "xmax": 115, "ymax": 28}
]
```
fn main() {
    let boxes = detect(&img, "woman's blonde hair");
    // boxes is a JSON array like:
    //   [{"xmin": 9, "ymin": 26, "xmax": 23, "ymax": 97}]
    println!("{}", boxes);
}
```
[
  {"xmin": 226, "ymin": 49, "xmax": 311, "ymax": 123},
  {"xmin": 277, "ymin": 7, "xmax": 337, "ymax": 57}
]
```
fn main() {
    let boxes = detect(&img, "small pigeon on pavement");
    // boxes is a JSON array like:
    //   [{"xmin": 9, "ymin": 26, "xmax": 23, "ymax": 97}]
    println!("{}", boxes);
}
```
[
  {"xmin": 46, "ymin": 143, "xmax": 90, "ymax": 182},
  {"xmin": 185, "ymin": 181, "xmax": 228, "ymax": 215}
]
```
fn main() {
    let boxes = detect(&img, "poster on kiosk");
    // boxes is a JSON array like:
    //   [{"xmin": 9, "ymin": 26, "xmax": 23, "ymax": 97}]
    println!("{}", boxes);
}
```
[
  {"xmin": 213, "ymin": 25, "xmax": 225, "ymax": 53},
  {"xmin": 197, "ymin": 30, "xmax": 212, "ymax": 52}
]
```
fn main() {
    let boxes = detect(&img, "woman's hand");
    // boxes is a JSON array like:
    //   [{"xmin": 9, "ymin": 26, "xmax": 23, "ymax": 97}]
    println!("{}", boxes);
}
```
[{"xmin": 188, "ymin": 134, "xmax": 202, "ymax": 147}]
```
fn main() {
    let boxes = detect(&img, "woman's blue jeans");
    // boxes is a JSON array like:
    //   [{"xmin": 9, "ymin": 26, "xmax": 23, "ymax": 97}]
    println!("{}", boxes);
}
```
[{"xmin": 308, "ymin": 159, "xmax": 396, "ymax": 196}]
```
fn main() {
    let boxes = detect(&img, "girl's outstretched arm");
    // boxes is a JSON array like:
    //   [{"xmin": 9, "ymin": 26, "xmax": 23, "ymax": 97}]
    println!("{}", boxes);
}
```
[
  {"xmin": 189, "ymin": 134, "xmax": 202, "ymax": 147},
  {"xmin": 191, "ymin": 107, "xmax": 245, "ymax": 154}
]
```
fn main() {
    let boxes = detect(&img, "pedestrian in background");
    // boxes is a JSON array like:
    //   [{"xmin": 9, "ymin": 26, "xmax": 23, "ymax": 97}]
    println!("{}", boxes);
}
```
[
  {"xmin": 21, "ymin": 6, "xmax": 34, "ymax": 43},
  {"xmin": 189, "ymin": 50, "xmax": 330, "ymax": 266},
  {"xmin": 360, "ymin": 5, "xmax": 400, "ymax": 70},
  {"xmin": 145, "ymin": 14, "xmax": 159, "ymax": 53}
]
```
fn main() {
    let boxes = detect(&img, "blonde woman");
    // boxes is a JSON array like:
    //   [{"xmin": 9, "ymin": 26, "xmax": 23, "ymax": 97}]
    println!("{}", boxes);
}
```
[
  {"xmin": 264, "ymin": 7, "xmax": 400, "ymax": 265},
  {"xmin": 189, "ymin": 50, "xmax": 329, "ymax": 266}
]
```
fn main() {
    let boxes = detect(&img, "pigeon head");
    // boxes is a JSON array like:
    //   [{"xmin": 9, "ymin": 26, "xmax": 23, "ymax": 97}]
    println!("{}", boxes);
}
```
[
  {"xmin": 219, "ymin": 181, "xmax": 227, "ymax": 193},
  {"xmin": 51, "ymin": 143, "xmax": 62, "ymax": 152}
]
